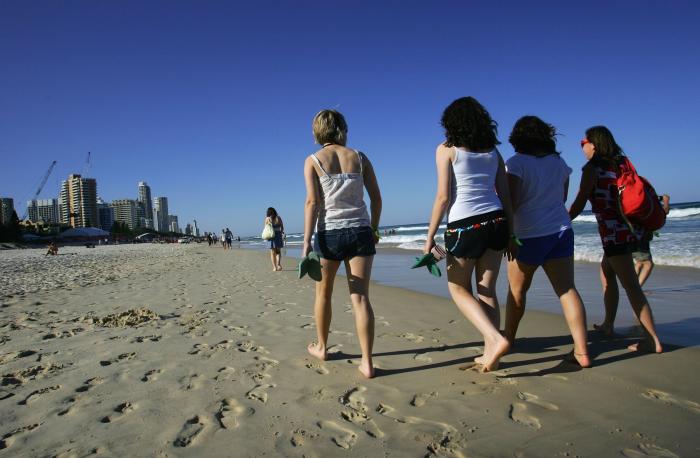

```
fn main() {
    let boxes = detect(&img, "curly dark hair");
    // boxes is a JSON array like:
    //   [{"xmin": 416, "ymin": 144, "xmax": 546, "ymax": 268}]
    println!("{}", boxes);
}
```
[
  {"xmin": 585, "ymin": 125, "xmax": 624, "ymax": 165},
  {"xmin": 441, "ymin": 97, "xmax": 499, "ymax": 150},
  {"xmin": 508, "ymin": 116, "xmax": 559, "ymax": 156}
]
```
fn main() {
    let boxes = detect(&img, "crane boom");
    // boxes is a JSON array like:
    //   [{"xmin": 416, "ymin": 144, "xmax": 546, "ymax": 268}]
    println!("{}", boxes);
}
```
[{"xmin": 22, "ymin": 160, "xmax": 58, "ymax": 220}]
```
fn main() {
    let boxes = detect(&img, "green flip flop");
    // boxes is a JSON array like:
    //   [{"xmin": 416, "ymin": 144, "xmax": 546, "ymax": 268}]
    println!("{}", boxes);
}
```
[
  {"xmin": 411, "ymin": 253, "xmax": 442, "ymax": 277},
  {"xmin": 298, "ymin": 252, "xmax": 323, "ymax": 282}
]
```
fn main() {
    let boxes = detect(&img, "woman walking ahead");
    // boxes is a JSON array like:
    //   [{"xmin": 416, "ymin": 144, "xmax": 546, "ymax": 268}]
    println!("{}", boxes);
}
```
[
  {"xmin": 423, "ymin": 96, "xmax": 515, "ymax": 372},
  {"xmin": 303, "ymin": 109, "xmax": 382, "ymax": 378},
  {"xmin": 569, "ymin": 126, "xmax": 662, "ymax": 353},
  {"xmin": 503, "ymin": 116, "xmax": 590, "ymax": 367},
  {"xmin": 265, "ymin": 208, "xmax": 285, "ymax": 271}
]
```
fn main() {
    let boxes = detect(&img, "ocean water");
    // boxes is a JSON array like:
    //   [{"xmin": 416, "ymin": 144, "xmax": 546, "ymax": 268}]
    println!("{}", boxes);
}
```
[{"xmin": 248, "ymin": 201, "xmax": 700, "ymax": 268}]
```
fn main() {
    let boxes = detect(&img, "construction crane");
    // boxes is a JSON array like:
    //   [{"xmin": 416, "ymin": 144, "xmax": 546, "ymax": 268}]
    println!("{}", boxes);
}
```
[
  {"xmin": 82, "ymin": 151, "xmax": 91, "ymax": 177},
  {"xmin": 22, "ymin": 160, "xmax": 58, "ymax": 220}
]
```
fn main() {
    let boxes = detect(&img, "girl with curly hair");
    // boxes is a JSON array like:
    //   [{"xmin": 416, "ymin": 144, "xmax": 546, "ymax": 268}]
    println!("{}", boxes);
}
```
[
  {"xmin": 503, "ymin": 116, "xmax": 590, "ymax": 367},
  {"xmin": 423, "ymin": 96, "xmax": 516, "ymax": 372}
]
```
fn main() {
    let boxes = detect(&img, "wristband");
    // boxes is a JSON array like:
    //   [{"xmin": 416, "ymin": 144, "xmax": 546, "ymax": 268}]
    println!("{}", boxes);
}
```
[
  {"xmin": 373, "ymin": 227, "xmax": 381, "ymax": 240},
  {"xmin": 510, "ymin": 234, "xmax": 523, "ymax": 246}
]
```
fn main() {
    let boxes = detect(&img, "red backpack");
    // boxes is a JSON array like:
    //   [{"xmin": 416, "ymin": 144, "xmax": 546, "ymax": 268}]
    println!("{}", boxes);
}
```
[{"xmin": 616, "ymin": 157, "xmax": 666, "ymax": 231}]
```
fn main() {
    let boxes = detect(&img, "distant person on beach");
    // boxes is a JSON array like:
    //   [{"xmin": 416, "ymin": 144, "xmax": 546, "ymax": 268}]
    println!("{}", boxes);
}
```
[
  {"xmin": 303, "ymin": 109, "xmax": 382, "ymax": 378},
  {"xmin": 46, "ymin": 241, "xmax": 58, "ymax": 256},
  {"xmin": 265, "ymin": 208, "xmax": 285, "ymax": 271},
  {"xmin": 502, "ymin": 116, "xmax": 590, "ymax": 367},
  {"xmin": 632, "ymin": 194, "xmax": 671, "ymax": 287},
  {"xmin": 569, "ymin": 126, "xmax": 663, "ymax": 353},
  {"xmin": 225, "ymin": 228, "xmax": 233, "ymax": 249},
  {"xmin": 221, "ymin": 229, "xmax": 228, "ymax": 249},
  {"xmin": 423, "ymin": 96, "xmax": 515, "ymax": 372}
]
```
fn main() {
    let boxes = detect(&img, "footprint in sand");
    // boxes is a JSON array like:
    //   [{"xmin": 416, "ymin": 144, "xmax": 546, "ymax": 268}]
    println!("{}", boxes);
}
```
[
  {"xmin": 101, "ymin": 401, "xmax": 136, "ymax": 423},
  {"xmin": 142, "ymin": 369, "xmax": 162, "ymax": 382},
  {"xmin": 18, "ymin": 385, "xmax": 61, "ymax": 405},
  {"xmin": 517, "ymin": 392, "xmax": 559, "ymax": 411},
  {"xmin": 99, "ymin": 352, "xmax": 136, "ymax": 366},
  {"xmin": 179, "ymin": 373, "xmax": 203, "ymax": 390},
  {"xmin": 411, "ymin": 392, "xmax": 437, "ymax": 407},
  {"xmin": 317, "ymin": 420, "xmax": 358, "ymax": 449},
  {"xmin": 641, "ymin": 389, "xmax": 700, "ymax": 414},
  {"xmin": 509, "ymin": 403, "xmax": 541, "ymax": 430},
  {"xmin": 75, "ymin": 377, "xmax": 104, "ymax": 393},
  {"xmin": 337, "ymin": 386, "xmax": 385, "ymax": 439},
  {"xmin": 217, "ymin": 399, "xmax": 254, "ymax": 429},
  {"xmin": 621, "ymin": 443, "xmax": 680, "ymax": 458},
  {"xmin": 214, "ymin": 367, "xmax": 236, "ymax": 382},
  {"xmin": 414, "ymin": 353, "xmax": 432, "ymax": 363},
  {"xmin": 305, "ymin": 363, "xmax": 329, "ymax": 375},
  {"xmin": 174, "ymin": 415, "xmax": 207, "ymax": 447},
  {"xmin": 246, "ymin": 384, "xmax": 275, "ymax": 403},
  {"xmin": 0, "ymin": 423, "xmax": 42, "ymax": 450},
  {"xmin": 398, "ymin": 333, "xmax": 424, "ymax": 343},
  {"xmin": 290, "ymin": 428, "xmax": 319, "ymax": 447}
]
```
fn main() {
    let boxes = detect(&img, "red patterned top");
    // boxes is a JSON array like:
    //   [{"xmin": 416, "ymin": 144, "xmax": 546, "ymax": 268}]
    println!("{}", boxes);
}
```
[{"xmin": 587, "ymin": 161, "xmax": 641, "ymax": 248}]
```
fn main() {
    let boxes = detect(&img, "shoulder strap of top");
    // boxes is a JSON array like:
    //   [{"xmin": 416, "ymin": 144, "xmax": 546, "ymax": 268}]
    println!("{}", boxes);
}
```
[
  {"xmin": 354, "ymin": 150, "xmax": 364, "ymax": 175},
  {"xmin": 310, "ymin": 154, "xmax": 327, "ymax": 176}
]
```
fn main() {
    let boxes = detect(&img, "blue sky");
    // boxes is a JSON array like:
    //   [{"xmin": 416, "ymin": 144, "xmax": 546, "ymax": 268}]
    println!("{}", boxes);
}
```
[{"xmin": 1, "ymin": 1, "xmax": 699, "ymax": 235}]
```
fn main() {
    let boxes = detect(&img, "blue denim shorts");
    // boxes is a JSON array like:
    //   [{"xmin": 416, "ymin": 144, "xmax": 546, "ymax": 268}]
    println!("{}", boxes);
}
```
[
  {"xmin": 314, "ymin": 226, "xmax": 376, "ymax": 261},
  {"xmin": 516, "ymin": 228, "xmax": 574, "ymax": 266}
]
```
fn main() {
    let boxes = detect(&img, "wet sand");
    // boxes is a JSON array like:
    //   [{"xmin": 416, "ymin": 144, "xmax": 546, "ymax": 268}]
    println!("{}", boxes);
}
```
[{"xmin": 1, "ymin": 244, "xmax": 698, "ymax": 456}]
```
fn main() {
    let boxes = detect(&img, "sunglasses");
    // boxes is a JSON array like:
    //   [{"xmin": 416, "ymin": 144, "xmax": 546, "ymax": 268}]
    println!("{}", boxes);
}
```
[{"xmin": 580, "ymin": 139, "xmax": 591, "ymax": 147}]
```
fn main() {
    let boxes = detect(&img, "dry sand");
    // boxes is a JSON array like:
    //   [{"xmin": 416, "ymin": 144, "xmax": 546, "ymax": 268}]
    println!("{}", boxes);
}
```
[{"xmin": 1, "ymin": 244, "xmax": 698, "ymax": 457}]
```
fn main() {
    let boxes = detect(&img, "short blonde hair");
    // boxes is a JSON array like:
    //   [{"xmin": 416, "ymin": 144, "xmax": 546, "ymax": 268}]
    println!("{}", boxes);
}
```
[{"xmin": 312, "ymin": 109, "xmax": 348, "ymax": 145}]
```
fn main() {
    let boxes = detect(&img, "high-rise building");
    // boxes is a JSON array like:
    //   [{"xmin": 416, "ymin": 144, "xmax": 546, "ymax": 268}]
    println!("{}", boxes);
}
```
[
  {"xmin": 168, "ymin": 215, "xmax": 180, "ymax": 233},
  {"xmin": 0, "ymin": 198, "xmax": 15, "ymax": 226},
  {"xmin": 26, "ymin": 199, "xmax": 60, "ymax": 224},
  {"xmin": 193, "ymin": 219, "xmax": 200, "ymax": 237},
  {"xmin": 137, "ymin": 182, "xmax": 154, "ymax": 228},
  {"xmin": 110, "ymin": 199, "xmax": 138, "ymax": 230},
  {"xmin": 136, "ymin": 202, "xmax": 146, "ymax": 228},
  {"xmin": 60, "ymin": 174, "xmax": 98, "ymax": 228},
  {"xmin": 97, "ymin": 198, "xmax": 114, "ymax": 232},
  {"xmin": 185, "ymin": 223, "xmax": 192, "ymax": 235},
  {"xmin": 153, "ymin": 197, "xmax": 169, "ymax": 232}
]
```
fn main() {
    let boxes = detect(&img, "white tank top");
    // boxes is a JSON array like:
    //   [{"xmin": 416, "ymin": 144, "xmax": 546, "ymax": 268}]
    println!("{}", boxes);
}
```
[
  {"xmin": 447, "ymin": 147, "xmax": 503, "ymax": 223},
  {"xmin": 311, "ymin": 150, "xmax": 371, "ymax": 231}
]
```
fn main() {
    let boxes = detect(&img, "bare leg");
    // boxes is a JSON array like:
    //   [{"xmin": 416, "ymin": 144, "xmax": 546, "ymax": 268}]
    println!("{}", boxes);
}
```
[
  {"xmin": 447, "ymin": 252, "xmax": 509, "ymax": 372},
  {"xmin": 345, "ymin": 255, "xmax": 376, "ymax": 378},
  {"xmin": 504, "ymin": 259, "xmax": 538, "ymax": 346},
  {"xmin": 595, "ymin": 256, "xmax": 619, "ymax": 336},
  {"xmin": 275, "ymin": 249, "xmax": 282, "ymax": 270},
  {"xmin": 474, "ymin": 249, "xmax": 504, "ymax": 329},
  {"xmin": 542, "ymin": 256, "xmax": 591, "ymax": 367},
  {"xmin": 606, "ymin": 254, "xmax": 663, "ymax": 353},
  {"xmin": 307, "ymin": 258, "xmax": 341, "ymax": 361},
  {"xmin": 269, "ymin": 249, "xmax": 277, "ymax": 271},
  {"xmin": 636, "ymin": 259, "xmax": 654, "ymax": 287}
]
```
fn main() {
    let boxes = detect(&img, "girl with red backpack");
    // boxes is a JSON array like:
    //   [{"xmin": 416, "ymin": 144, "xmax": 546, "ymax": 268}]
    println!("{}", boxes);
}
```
[{"xmin": 569, "ymin": 126, "xmax": 662, "ymax": 353}]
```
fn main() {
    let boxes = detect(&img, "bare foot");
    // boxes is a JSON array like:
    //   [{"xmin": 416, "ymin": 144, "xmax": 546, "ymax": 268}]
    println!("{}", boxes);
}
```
[
  {"xmin": 276, "ymin": 265, "xmax": 282, "ymax": 271},
  {"xmin": 479, "ymin": 335, "xmax": 510, "ymax": 373},
  {"xmin": 307, "ymin": 342, "xmax": 328, "ymax": 361},
  {"xmin": 358, "ymin": 360, "xmax": 375, "ymax": 379},
  {"xmin": 474, "ymin": 355, "xmax": 485, "ymax": 365},
  {"xmin": 628, "ymin": 339, "xmax": 663, "ymax": 353},
  {"xmin": 593, "ymin": 323, "xmax": 615, "ymax": 337},
  {"xmin": 565, "ymin": 351, "xmax": 592, "ymax": 368}
]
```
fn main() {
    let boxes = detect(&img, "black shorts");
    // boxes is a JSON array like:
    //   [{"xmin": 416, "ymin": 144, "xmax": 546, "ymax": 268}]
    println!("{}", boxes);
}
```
[
  {"xmin": 444, "ymin": 210, "xmax": 508, "ymax": 259},
  {"xmin": 314, "ymin": 226, "xmax": 376, "ymax": 261},
  {"xmin": 603, "ymin": 242, "xmax": 638, "ymax": 257}
]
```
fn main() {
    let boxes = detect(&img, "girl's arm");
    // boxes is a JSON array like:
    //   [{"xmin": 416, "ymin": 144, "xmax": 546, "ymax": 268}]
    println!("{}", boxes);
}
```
[
  {"xmin": 495, "ymin": 152, "xmax": 517, "ymax": 259},
  {"xmin": 303, "ymin": 157, "xmax": 321, "ymax": 256},
  {"xmin": 568, "ymin": 164, "xmax": 595, "ymax": 220},
  {"xmin": 361, "ymin": 154, "xmax": 382, "ymax": 241},
  {"xmin": 423, "ymin": 144, "xmax": 453, "ymax": 254}
]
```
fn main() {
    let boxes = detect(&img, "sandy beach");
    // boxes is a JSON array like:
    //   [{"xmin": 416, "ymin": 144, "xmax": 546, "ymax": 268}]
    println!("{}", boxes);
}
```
[{"xmin": 1, "ymin": 244, "xmax": 699, "ymax": 457}]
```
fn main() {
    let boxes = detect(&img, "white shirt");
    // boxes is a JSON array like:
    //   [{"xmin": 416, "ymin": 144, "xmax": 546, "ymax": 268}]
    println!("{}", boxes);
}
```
[
  {"xmin": 505, "ymin": 153, "xmax": 572, "ymax": 239},
  {"xmin": 447, "ymin": 147, "xmax": 503, "ymax": 223}
]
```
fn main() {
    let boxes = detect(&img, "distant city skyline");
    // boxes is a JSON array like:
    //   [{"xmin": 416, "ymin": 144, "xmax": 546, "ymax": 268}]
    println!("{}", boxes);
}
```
[{"xmin": 1, "ymin": 2, "xmax": 699, "ymax": 236}]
